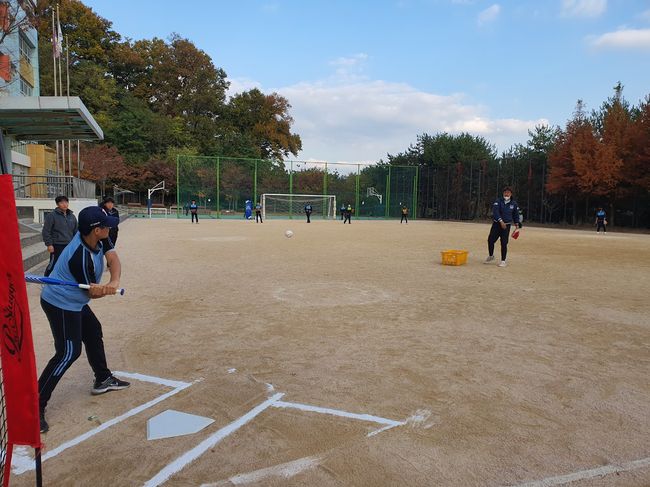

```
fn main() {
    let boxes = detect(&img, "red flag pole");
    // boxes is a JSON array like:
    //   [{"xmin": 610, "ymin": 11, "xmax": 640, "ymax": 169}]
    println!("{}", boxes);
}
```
[{"xmin": 0, "ymin": 131, "xmax": 43, "ymax": 486}]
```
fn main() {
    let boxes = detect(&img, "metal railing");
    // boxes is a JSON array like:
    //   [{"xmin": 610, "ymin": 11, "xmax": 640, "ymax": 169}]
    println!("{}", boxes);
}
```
[{"xmin": 12, "ymin": 175, "xmax": 96, "ymax": 199}]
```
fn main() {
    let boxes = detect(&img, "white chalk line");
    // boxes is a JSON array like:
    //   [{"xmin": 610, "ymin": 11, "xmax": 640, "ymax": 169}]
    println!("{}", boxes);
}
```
[
  {"xmin": 200, "ymin": 455, "xmax": 320, "ymax": 486},
  {"xmin": 147, "ymin": 395, "xmax": 405, "ymax": 485},
  {"xmin": 13, "ymin": 372, "xmax": 196, "ymax": 475},
  {"xmin": 113, "ymin": 370, "xmax": 192, "ymax": 389},
  {"xmin": 143, "ymin": 393, "xmax": 285, "ymax": 487},
  {"xmin": 508, "ymin": 457, "xmax": 650, "ymax": 487},
  {"xmin": 272, "ymin": 400, "xmax": 405, "ymax": 430}
]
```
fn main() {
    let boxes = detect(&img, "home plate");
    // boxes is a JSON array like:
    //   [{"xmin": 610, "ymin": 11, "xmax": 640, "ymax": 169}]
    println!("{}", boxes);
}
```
[{"xmin": 147, "ymin": 410, "xmax": 215, "ymax": 440}]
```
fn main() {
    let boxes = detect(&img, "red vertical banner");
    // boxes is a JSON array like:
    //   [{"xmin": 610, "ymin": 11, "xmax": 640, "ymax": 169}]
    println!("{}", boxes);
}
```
[{"xmin": 0, "ymin": 175, "xmax": 41, "ymax": 476}]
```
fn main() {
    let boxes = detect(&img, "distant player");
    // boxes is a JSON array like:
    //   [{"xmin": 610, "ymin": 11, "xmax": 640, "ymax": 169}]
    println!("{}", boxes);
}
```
[
  {"xmin": 485, "ymin": 187, "xmax": 522, "ymax": 267},
  {"xmin": 340, "ymin": 203, "xmax": 346, "ymax": 221},
  {"xmin": 343, "ymin": 204, "xmax": 352, "ymax": 224},
  {"xmin": 400, "ymin": 205, "xmax": 409, "ymax": 224},
  {"xmin": 190, "ymin": 200, "xmax": 198, "ymax": 223},
  {"xmin": 100, "ymin": 196, "xmax": 119, "ymax": 246},
  {"xmin": 255, "ymin": 202, "xmax": 263, "ymax": 223},
  {"xmin": 304, "ymin": 202, "xmax": 313, "ymax": 223},
  {"xmin": 38, "ymin": 206, "xmax": 130, "ymax": 433},
  {"xmin": 595, "ymin": 207, "xmax": 607, "ymax": 233}
]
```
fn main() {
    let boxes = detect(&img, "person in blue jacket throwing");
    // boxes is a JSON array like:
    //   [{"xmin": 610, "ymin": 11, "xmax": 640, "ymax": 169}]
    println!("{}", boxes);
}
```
[{"xmin": 485, "ymin": 187, "xmax": 522, "ymax": 267}]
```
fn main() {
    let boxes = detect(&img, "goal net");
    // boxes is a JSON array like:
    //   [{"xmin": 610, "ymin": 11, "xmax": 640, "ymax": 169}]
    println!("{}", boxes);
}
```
[{"xmin": 261, "ymin": 194, "xmax": 336, "ymax": 220}]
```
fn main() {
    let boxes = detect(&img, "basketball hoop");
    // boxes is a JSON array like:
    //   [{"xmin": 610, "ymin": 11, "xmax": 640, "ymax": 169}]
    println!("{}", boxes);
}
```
[{"xmin": 366, "ymin": 187, "xmax": 382, "ymax": 204}]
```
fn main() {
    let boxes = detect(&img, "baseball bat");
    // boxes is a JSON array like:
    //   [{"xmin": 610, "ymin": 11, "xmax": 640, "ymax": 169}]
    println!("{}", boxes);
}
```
[{"xmin": 25, "ymin": 275, "xmax": 125, "ymax": 295}]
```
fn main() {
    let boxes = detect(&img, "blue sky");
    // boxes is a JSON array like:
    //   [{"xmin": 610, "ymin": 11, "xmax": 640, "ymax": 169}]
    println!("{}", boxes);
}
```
[{"xmin": 83, "ymin": 0, "xmax": 650, "ymax": 163}]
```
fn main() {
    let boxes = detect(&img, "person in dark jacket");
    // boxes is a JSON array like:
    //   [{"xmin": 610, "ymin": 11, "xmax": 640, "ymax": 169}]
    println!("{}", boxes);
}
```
[
  {"xmin": 343, "ymin": 204, "xmax": 353, "ymax": 224},
  {"xmin": 484, "ymin": 187, "xmax": 522, "ymax": 267},
  {"xmin": 42, "ymin": 195, "xmax": 77, "ymax": 276},
  {"xmin": 400, "ymin": 206, "xmax": 409, "ymax": 224},
  {"xmin": 595, "ymin": 207, "xmax": 607, "ymax": 233},
  {"xmin": 100, "ymin": 196, "xmax": 120, "ymax": 246},
  {"xmin": 190, "ymin": 200, "xmax": 199, "ymax": 223}
]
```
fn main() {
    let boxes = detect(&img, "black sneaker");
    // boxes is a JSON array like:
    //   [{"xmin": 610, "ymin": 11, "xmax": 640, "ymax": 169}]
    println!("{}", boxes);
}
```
[
  {"xmin": 92, "ymin": 375, "xmax": 131, "ymax": 395},
  {"xmin": 40, "ymin": 409, "xmax": 49, "ymax": 433}
]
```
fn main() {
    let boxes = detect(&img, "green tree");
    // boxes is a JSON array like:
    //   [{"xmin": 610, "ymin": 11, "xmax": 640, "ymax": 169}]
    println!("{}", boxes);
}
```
[
  {"xmin": 35, "ymin": 0, "xmax": 120, "ymax": 96},
  {"xmin": 223, "ymin": 88, "xmax": 302, "ymax": 160},
  {"xmin": 106, "ymin": 93, "xmax": 189, "ymax": 164}
]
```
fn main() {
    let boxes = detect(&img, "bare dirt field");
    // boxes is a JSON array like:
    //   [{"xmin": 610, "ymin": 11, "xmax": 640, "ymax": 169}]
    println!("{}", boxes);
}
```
[{"xmin": 13, "ymin": 217, "xmax": 650, "ymax": 487}]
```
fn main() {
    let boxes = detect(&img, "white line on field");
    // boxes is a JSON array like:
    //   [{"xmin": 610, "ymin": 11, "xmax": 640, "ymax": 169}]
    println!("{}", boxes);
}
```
[
  {"xmin": 113, "ymin": 371, "xmax": 192, "ymax": 389},
  {"xmin": 272, "ymin": 400, "xmax": 405, "ymax": 429},
  {"xmin": 13, "ymin": 372, "xmax": 196, "ymax": 475},
  {"xmin": 367, "ymin": 424, "xmax": 400, "ymax": 437},
  {"xmin": 143, "ymin": 393, "xmax": 285, "ymax": 487},
  {"xmin": 508, "ymin": 457, "xmax": 650, "ymax": 487},
  {"xmin": 200, "ymin": 455, "xmax": 320, "ymax": 486}
]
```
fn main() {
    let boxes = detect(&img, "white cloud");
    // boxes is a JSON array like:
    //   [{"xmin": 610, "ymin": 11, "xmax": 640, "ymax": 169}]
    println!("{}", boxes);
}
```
[
  {"xmin": 274, "ymin": 79, "xmax": 546, "ymax": 163},
  {"xmin": 330, "ymin": 53, "xmax": 368, "ymax": 77},
  {"xmin": 477, "ymin": 4, "xmax": 501, "ymax": 25},
  {"xmin": 226, "ymin": 77, "xmax": 262, "ymax": 98},
  {"xmin": 589, "ymin": 28, "xmax": 650, "ymax": 50},
  {"xmin": 560, "ymin": 0, "xmax": 606, "ymax": 18}
]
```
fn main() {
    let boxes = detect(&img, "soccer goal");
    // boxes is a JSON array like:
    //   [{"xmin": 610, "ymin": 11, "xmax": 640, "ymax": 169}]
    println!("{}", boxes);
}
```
[{"xmin": 261, "ymin": 194, "xmax": 337, "ymax": 220}]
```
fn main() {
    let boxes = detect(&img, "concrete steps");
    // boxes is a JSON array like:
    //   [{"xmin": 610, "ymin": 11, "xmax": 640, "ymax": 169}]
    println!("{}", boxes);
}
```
[
  {"xmin": 19, "ymin": 219, "xmax": 49, "ymax": 272},
  {"xmin": 22, "ymin": 240, "xmax": 50, "ymax": 272}
]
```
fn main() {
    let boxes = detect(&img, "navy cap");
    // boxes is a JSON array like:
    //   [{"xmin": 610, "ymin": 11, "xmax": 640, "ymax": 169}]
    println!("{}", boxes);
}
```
[{"xmin": 78, "ymin": 206, "xmax": 119, "ymax": 234}]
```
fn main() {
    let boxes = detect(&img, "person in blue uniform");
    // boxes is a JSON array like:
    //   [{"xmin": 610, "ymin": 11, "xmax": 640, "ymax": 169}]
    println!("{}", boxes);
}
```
[
  {"xmin": 484, "ymin": 187, "xmax": 522, "ymax": 267},
  {"xmin": 37, "ymin": 206, "xmax": 130, "ymax": 433},
  {"xmin": 304, "ymin": 203, "xmax": 313, "ymax": 223},
  {"xmin": 190, "ymin": 200, "xmax": 198, "ymax": 223},
  {"xmin": 595, "ymin": 207, "xmax": 607, "ymax": 233}
]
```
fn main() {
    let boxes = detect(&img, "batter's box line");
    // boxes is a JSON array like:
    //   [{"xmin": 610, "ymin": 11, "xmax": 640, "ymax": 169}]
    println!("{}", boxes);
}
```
[
  {"xmin": 144, "ymin": 393, "xmax": 406, "ymax": 487},
  {"xmin": 12, "ymin": 371, "xmax": 199, "ymax": 475},
  {"xmin": 271, "ymin": 399, "xmax": 406, "ymax": 436}
]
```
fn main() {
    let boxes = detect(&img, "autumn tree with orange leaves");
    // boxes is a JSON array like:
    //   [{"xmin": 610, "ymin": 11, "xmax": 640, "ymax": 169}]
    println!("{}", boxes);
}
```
[{"xmin": 547, "ymin": 84, "xmax": 649, "ymax": 226}]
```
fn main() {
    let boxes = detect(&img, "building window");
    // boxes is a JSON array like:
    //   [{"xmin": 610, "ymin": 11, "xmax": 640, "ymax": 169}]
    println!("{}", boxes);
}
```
[
  {"xmin": 19, "ymin": 75, "xmax": 32, "ymax": 95},
  {"xmin": 19, "ymin": 32, "xmax": 33, "ymax": 64}
]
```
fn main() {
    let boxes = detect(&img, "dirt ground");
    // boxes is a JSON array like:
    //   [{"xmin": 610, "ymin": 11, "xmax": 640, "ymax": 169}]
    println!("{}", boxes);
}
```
[{"xmin": 13, "ymin": 217, "xmax": 650, "ymax": 487}]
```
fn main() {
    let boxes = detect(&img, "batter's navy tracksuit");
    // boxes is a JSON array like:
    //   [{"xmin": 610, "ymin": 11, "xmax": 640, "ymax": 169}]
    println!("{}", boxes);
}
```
[
  {"xmin": 488, "ymin": 197, "xmax": 521, "ymax": 261},
  {"xmin": 38, "ymin": 233, "xmax": 115, "ymax": 411}
]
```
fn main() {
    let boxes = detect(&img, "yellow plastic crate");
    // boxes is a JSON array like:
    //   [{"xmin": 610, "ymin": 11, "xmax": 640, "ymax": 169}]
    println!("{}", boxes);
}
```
[{"xmin": 440, "ymin": 249, "xmax": 469, "ymax": 266}]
